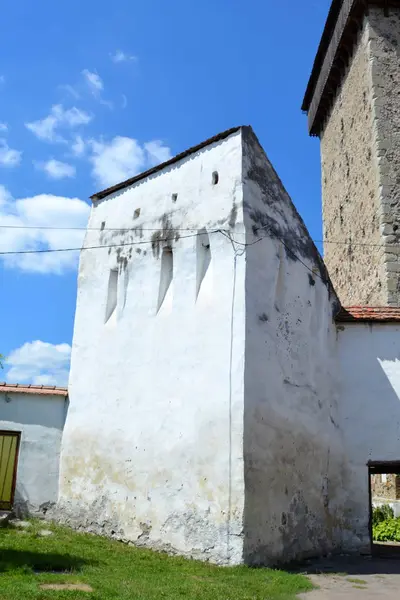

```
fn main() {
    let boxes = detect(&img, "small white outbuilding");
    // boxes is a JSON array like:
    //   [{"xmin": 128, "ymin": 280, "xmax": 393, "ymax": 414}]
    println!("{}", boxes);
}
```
[{"xmin": 0, "ymin": 383, "xmax": 68, "ymax": 515}]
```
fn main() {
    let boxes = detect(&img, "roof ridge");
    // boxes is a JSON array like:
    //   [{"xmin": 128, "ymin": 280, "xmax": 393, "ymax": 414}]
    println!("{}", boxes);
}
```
[
  {"xmin": 0, "ymin": 382, "xmax": 68, "ymax": 389},
  {"xmin": 91, "ymin": 125, "xmax": 246, "ymax": 202},
  {"xmin": 0, "ymin": 382, "xmax": 68, "ymax": 396}
]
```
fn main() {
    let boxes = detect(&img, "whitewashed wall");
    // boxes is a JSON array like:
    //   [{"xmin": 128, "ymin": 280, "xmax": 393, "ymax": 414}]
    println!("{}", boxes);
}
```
[
  {"xmin": 59, "ymin": 131, "xmax": 247, "ymax": 564},
  {"xmin": 241, "ymin": 128, "xmax": 348, "ymax": 565},
  {"xmin": 60, "ymin": 126, "xmax": 349, "ymax": 565},
  {"xmin": 337, "ymin": 323, "xmax": 400, "ymax": 551},
  {"xmin": 0, "ymin": 392, "xmax": 67, "ymax": 513}
]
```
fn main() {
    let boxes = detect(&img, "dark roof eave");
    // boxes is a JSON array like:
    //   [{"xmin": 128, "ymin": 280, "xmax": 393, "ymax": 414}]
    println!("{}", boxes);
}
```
[
  {"xmin": 303, "ymin": 1, "xmax": 400, "ymax": 136},
  {"xmin": 303, "ymin": 0, "xmax": 361, "ymax": 135},
  {"xmin": 91, "ymin": 126, "xmax": 243, "ymax": 202},
  {"xmin": 302, "ymin": 0, "xmax": 346, "ymax": 113}
]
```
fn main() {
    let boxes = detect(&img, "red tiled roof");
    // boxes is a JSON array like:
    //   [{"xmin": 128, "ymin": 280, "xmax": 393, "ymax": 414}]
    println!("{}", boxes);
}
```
[
  {"xmin": 0, "ymin": 383, "xmax": 68, "ymax": 397},
  {"xmin": 336, "ymin": 307, "xmax": 400, "ymax": 323}
]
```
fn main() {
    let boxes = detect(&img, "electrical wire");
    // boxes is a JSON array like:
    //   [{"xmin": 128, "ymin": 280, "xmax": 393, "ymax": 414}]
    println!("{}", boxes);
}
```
[
  {"xmin": 0, "ymin": 224, "xmax": 389, "ymax": 285},
  {"xmin": 0, "ymin": 227, "xmax": 330, "ymax": 286},
  {"xmin": 0, "ymin": 223, "xmax": 398, "ymax": 248},
  {"xmin": 0, "ymin": 228, "xmax": 284, "ymax": 256},
  {"xmin": 0, "ymin": 224, "xmax": 213, "ymax": 232},
  {"xmin": 0, "ymin": 230, "xmax": 213, "ymax": 256}
]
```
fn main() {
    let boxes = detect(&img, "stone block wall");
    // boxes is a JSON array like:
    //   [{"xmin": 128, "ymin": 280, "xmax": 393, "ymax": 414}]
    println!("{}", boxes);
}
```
[
  {"xmin": 320, "ymin": 22, "xmax": 386, "ymax": 306},
  {"xmin": 368, "ymin": 7, "xmax": 400, "ymax": 306},
  {"xmin": 320, "ymin": 8, "xmax": 400, "ymax": 306},
  {"xmin": 371, "ymin": 474, "xmax": 400, "ymax": 501}
]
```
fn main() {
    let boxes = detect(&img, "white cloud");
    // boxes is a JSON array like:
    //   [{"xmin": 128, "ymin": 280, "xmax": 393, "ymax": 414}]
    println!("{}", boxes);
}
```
[
  {"xmin": 71, "ymin": 135, "xmax": 86, "ymax": 157},
  {"xmin": 0, "ymin": 185, "xmax": 90, "ymax": 273},
  {"xmin": 0, "ymin": 122, "xmax": 8, "ymax": 132},
  {"xmin": 26, "ymin": 112, "xmax": 60, "ymax": 142},
  {"xmin": 89, "ymin": 136, "xmax": 145, "ymax": 188},
  {"xmin": 111, "ymin": 50, "xmax": 137, "ymax": 63},
  {"xmin": 82, "ymin": 69, "xmax": 103, "ymax": 93},
  {"xmin": 82, "ymin": 69, "xmax": 113, "ymax": 109},
  {"xmin": 144, "ymin": 140, "xmax": 172, "ymax": 165},
  {"xmin": 62, "ymin": 106, "xmax": 92, "ymax": 127},
  {"xmin": 36, "ymin": 159, "xmax": 76, "ymax": 180},
  {"xmin": 121, "ymin": 94, "xmax": 127, "ymax": 109},
  {"xmin": 0, "ymin": 184, "xmax": 12, "ymax": 204},
  {"xmin": 101, "ymin": 99, "xmax": 113, "ymax": 109},
  {"xmin": 25, "ymin": 104, "xmax": 92, "ymax": 143},
  {"xmin": 60, "ymin": 84, "xmax": 80, "ymax": 99},
  {"xmin": 89, "ymin": 136, "xmax": 172, "ymax": 188},
  {"xmin": 0, "ymin": 138, "xmax": 22, "ymax": 167},
  {"xmin": 6, "ymin": 340, "xmax": 71, "ymax": 386}
]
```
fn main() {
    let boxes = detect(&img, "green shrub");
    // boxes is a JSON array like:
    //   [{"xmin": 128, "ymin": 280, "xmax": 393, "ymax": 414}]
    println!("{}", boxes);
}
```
[
  {"xmin": 373, "ymin": 517, "xmax": 400, "ymax": 542},
  {"xmin": 372, "ymin": 504, "xmax": 394, "ymax": 527}
]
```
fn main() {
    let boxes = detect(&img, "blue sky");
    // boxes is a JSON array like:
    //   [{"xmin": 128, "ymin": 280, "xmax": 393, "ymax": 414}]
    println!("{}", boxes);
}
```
[{"xmin": 0, "ymin": 0, "xmax": 331, "ymax": 385}]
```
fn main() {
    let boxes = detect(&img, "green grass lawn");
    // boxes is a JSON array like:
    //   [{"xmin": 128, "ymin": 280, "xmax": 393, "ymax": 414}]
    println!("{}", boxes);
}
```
[{"xmin": 0, "ymin": 520, "xmax": 313, "ymax": 599}]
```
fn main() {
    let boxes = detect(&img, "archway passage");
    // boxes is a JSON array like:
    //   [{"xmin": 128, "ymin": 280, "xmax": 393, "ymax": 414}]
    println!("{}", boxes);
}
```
[{"xmin": 369, "ymin": 461, "xmax": 400, "ymax": 558}]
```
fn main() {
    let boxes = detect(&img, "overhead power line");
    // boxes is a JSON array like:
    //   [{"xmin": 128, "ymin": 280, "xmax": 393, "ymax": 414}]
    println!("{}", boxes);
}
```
[
  {"xmin": 0, "ymin": 226, "xmax": 398, "ymax": 254},
  {"xmin": 0, "ymin": 225, "xmax": 395, "ymax": 286},
  {"xmin": 0, "ymin": 226, "xmax": 334, "ymax": 281},
  {"xmin": 0, "ymin": 230, "xmax": 212, "ymax": 256},
  {"xmin": 0, "ymin": 224, "xmax": 209, "ymax": 232},
  {"xmin": 0, "ymin": 223, "xmax": 398, "ymax": 248},
  {"xmin": 0, "ymin": 227, "xmax": 328, "ymax": 284}
]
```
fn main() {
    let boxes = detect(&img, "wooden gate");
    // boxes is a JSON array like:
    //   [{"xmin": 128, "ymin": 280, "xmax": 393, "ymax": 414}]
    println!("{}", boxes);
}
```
[{"xmin": 0, "ymin": 431, "xmax": 20, "ymax": 510}]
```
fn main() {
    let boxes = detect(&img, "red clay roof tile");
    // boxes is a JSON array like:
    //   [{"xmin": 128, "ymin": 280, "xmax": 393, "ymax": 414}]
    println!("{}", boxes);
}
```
[
  {"xmin": 336, "ymin": 307, "xmax": 400, "ymax": 322},
  {"xmin": 0, "ymin": 383, "xmax": 68, "ymax": 397}
]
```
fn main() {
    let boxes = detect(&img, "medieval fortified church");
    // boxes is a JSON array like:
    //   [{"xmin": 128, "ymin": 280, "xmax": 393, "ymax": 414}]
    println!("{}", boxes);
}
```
[{"xmin": 3, "ymin": 0, "xmax": 400, "ymax": 566}]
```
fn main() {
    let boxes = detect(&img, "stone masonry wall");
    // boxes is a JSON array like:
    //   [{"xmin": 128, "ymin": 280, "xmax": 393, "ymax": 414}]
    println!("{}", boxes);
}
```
[
  {"xmin": 371, "ymin": 474, "xmax": 400, "ymax": 501},
  {"xmin": 368, "ymin": 7, "xmax": 400, "ymax": 306},
  {"xmin": 320, "ymin": 22, "xmax": 386, "ymax": 306}
]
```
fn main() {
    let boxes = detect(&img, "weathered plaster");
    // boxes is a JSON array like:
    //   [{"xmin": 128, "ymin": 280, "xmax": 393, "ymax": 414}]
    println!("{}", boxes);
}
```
[
  {"xmin": 59, "ymin": 131, "xmax": 246, "ymax": 565},
  {"xmin": 0, "ymin": 392, "xmax": 67, "ymax": 514},
  {"xmin": 337, "ymin": 323, "xmax": 400, "ymax": 550},
  {"xmin": 60, "ymin": 127, "xmax": 350, "ymax": 566},
  {"xmin": 241, "ymin": 129, "xmax": 347, "ymax": 565}
]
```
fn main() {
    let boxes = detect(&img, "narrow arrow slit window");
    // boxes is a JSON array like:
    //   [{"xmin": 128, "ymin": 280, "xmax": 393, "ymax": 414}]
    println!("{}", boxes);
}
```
[
  {"xmin": 105, "ymin": 269, "xmax": 118, "ymax": 323},
  {"xmin": 157, "ymin": 249, "xmax": 173, "ymax": 312}
]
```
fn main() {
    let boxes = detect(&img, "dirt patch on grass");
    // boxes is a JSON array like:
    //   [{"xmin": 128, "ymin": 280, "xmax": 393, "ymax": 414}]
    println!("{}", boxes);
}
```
[{"xmin": 39, "ymin": 583, "xmax": 93, "ymax": 592}]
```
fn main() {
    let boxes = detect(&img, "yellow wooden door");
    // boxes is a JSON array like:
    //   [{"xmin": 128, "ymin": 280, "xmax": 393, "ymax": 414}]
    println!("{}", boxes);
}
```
[{"xmin": 0, "ymin": 431, "xmax": 20, "ymax": 510}]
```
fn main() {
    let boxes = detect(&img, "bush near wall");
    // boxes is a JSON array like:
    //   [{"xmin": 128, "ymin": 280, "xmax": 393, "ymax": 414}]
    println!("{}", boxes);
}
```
[
  {"xmin": 373, "ymin": 505, "xmax": 394, "ymax": 526},
  {"xmin": 372, "ymin": 505, "xmax": 400, "ymax": 542},
  {"xmin": 373, "ymin": 518, "xmax": 400, "ymax": 542}
]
